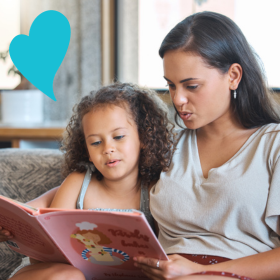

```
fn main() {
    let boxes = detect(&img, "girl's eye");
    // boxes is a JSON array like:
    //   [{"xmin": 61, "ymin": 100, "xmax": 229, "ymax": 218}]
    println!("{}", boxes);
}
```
[
  {"xmin": 114, "ymin": 135, "xmax": 124, "ymax": 140},
  {"xmin": 91, "ymin": 141, "xmax": 101, "ymax": 146}
]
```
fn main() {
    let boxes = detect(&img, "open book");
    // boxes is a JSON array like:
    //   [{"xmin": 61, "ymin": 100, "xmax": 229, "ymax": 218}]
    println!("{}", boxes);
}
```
[{"xmin": 0, "ymin": 195, "xmax": 168, "ymax": 280}]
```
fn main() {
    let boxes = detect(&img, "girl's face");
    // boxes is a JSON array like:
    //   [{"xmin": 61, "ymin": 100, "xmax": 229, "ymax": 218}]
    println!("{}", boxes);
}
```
[
  {"xmin": 83, "ymin": 104, "xmax": 141, "ymax": 182},
  {"xmin": 163, "ymin": 50, "xmax": 232, "ymax": 129}
]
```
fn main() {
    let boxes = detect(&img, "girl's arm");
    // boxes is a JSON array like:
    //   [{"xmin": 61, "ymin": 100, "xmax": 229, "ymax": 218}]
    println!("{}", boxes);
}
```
[
  {"xmin": 26, "ymin": 187, "xmax": 59, "ymax": 208},
  {"xmin": 134, "ymin": 248, "xmax": 280, "ymax": 280},
  {"xmin": 50, "ymin": 172, "xmax": 85, "ymax": 209}
]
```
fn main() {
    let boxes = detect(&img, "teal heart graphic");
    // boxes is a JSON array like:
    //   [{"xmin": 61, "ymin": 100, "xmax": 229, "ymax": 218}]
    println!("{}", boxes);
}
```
[{"xmin": 9, "ymin": 10, "xmax": 71, "ymax": 101}]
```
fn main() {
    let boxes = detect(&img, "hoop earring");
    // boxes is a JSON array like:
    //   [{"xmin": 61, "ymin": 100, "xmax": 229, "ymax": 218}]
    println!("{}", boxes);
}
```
[{"xmin": 233, "ymin": 90, "xmax": 237, "ymax": 99}]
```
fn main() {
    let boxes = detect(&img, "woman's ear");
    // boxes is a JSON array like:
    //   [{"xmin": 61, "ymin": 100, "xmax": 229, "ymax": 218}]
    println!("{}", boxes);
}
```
[{"xmin": 228, "ymin": 63, "xmax": 242, "ymax": 90}]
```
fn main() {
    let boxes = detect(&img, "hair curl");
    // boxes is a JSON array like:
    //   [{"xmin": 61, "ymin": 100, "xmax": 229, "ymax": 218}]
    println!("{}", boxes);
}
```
[
  {"xmin": 159, "ymin": 11, "xmax": 280, "ymax": 128},
  {"xmin": 61, "ymin": 82, "xmax": 174, "ymax": 186}
]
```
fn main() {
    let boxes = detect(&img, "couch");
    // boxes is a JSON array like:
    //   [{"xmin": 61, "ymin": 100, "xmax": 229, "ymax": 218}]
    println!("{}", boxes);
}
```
[{"xmin": 0, "ymin": 149, "xmax": 63, "ymax": 280}]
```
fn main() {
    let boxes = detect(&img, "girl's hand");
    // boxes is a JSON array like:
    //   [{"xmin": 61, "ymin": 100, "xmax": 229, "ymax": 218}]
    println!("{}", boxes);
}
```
[
  {"xmin": 0, "ymin": 226, "xmax": 13, "ymax": 242},
  {"xmin": 134, "ymin": 254, "xmax": 204, "ymax": 280}
]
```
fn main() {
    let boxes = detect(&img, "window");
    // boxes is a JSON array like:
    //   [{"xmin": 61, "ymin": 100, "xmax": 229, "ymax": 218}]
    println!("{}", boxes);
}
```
[
  {"xmin": 132, "ymin": 0, "xmax": 280, "ymax": 89},
  {"xmin": 0, "ymin": 0, "xmax": 20, "ymax": 89}
]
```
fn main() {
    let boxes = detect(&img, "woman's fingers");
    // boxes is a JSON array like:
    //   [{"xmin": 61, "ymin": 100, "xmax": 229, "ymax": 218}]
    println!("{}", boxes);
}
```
[
  {"xmin": 134, "ymin": 257, "xmax": 168, "ymax": 279},
  {"xmin": 134, "ymin": 256, "xmax": 161, "ymax": 268},
  {"xmin": 134, "ymin": 254, "xmax": 205, "ymax": 280},
  {"xmin": 134, "ymin": 256, "xmax": 181, "ymax": 280}
]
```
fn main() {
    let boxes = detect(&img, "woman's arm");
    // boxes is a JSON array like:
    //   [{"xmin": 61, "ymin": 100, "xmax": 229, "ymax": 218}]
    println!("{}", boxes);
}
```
[
  {"xmin": 134, "ymin": 247, "xmax": 280, "ymax": 280},
  {"xmin": 207, "ymin": 247, "xmax": 280, "ymax": 280}
]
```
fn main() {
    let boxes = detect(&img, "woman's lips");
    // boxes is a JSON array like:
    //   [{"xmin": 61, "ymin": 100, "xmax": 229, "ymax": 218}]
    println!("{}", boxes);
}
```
[{"xmin": 179, "ymin": 112, "xmax": 192, "ymax": 121}]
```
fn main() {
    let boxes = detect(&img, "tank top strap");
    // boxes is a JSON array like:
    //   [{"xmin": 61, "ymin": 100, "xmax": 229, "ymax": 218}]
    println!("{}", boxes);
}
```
[
  {"xmin": 140, "ymin": 182, "xmax": 154, "ymax": 230},
  {"xmin": 76, "ymin": 168, "xmax": 92, "ymax": 209}
]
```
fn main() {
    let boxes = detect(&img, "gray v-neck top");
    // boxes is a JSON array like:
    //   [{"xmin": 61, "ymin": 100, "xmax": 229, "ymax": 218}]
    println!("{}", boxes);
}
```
[
  {"xmin": 150, "ymin": 123, "xmax": 280, "ymax": 259},
  {"xmin": 76, "ymin": 169, "xmax": 155, "ymax": 231}
]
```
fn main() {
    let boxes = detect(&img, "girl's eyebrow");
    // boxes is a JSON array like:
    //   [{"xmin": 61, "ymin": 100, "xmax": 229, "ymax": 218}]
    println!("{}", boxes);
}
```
[
  {"xmin": 164, "ymin": 76, "xmax": 198, "ymax": 83},
  {"xmin": 86, "ymin": 127, "xmax": 128, "ymax": 138}
]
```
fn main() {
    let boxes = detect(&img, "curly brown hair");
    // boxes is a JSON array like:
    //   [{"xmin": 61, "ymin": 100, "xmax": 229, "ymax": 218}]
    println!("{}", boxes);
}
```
[{"xmin": 60, "ymin": 82, "xmax": 174, "ymax": 186}]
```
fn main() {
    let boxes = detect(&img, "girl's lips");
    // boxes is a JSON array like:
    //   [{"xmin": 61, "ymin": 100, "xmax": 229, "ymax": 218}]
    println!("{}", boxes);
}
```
[
  {"xmin": 179, "ymin": 112, "xmax": 192, "ymax": 121},
  {"xmin": 106, "ymin": 160, "xmax": 120, "ymax": 167}
]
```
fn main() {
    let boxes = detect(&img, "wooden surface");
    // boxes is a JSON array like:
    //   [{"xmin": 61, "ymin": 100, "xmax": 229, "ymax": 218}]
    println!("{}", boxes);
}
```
[{"xmin": 0, "ymin": 126, "xmax": 65, "ymax": 148}]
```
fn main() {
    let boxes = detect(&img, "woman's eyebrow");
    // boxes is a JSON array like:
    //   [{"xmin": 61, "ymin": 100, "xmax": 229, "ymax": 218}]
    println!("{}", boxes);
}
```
[{"xmin": 164, "ymin": 76, "xmax": 198, "ymax": 83}]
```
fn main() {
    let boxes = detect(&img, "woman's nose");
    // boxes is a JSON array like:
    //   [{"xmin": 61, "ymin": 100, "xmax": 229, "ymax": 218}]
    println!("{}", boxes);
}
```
[{"xmin": 171, "ymin": 88, "xmax": 188, "ymax": 108}]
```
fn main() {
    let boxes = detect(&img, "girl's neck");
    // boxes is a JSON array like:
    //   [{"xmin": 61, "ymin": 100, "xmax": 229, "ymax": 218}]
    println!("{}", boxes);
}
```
[{"xmin": 101, "ymin": 175, "xmax": 141, "ymax": 198}]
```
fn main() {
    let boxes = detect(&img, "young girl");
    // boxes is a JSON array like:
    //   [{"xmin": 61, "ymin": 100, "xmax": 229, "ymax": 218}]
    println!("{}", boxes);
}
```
[{"xmin": 2, "ymin": 82, "xmax": 174, "ymax": 280}]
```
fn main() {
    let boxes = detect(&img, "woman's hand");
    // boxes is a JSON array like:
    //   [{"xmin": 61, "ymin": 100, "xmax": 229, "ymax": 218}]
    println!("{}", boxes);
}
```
[
  {"xmin": 0, "ymin": 226, "xmax": 13, "ymax": 242},
  {"xmin": 134, "ymin": 254, "xmax": 204, "ymax": 280}
]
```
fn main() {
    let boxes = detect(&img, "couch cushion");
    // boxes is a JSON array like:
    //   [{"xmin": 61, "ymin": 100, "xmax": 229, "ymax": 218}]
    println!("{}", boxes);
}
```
[{"xmin": 0, "ymin": 148, "xmax": 63, "ymax": 280}]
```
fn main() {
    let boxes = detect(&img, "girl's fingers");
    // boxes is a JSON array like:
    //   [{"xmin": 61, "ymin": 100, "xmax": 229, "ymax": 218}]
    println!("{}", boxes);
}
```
[{"xmin": 0, "ymin": 229, "xmax": 13, "ymax": 238}]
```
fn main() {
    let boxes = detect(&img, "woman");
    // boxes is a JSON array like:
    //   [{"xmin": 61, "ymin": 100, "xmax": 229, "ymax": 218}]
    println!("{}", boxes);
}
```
[{"xmin": 134, "ymin": 11, "xmax": 280, "ymax": 280}]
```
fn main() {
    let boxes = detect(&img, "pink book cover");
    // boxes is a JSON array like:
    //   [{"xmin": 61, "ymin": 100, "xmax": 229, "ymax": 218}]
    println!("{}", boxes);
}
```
[{"xmin": 0, "ymin": 195, "xmax": 168, "ymax": 280}]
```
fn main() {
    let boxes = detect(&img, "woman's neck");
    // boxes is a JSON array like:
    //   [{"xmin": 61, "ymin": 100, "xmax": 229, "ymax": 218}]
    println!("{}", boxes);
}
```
[{"xmin": 197, "ymin": 109, "xmax": 246, "ymax": 140}]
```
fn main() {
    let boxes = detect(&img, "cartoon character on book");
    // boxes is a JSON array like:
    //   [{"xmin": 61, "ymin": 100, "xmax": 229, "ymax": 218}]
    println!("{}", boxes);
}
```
[{"xmin": 71, "ymin": 222, "xmax": 129, "ymax": 266}]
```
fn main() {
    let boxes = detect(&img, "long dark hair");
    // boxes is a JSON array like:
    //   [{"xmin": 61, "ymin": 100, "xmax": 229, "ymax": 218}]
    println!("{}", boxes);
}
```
[{"xmin": 159, "ymin": 11, "xmax": 280, "ymax": 128}]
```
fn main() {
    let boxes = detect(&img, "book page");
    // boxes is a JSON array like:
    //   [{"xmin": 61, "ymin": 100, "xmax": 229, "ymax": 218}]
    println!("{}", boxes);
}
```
[
  {"xmin": 0, "ymin": 196, "xmax": 68, "ymax": 263},
  {"xmin": 0, "ymin": 195, "xmax": 38, "ymax": 214},
  {"xmin": 38, "ymin": 210, "xmax": 167, "ymax": 280}
]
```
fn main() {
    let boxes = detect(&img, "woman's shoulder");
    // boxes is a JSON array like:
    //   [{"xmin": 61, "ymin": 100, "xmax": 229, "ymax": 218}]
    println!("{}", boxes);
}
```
[
  {"xmin": 262, "ymin": 123, "xmax": 280, "ymax": 132},
  {"xmin": 254, "ymin": 123, "xmax": 280, "ymax": 162},
  {"xmin": 257, "ymin": 123, "xmax": 280, "ymax": 143},
  {"xmin": 171, "ymin": 128, "xmax": 195, "ymax": 151},
  {"xmin": 173, "ymin": 128, "xmax": 193, "ymax": 140}
]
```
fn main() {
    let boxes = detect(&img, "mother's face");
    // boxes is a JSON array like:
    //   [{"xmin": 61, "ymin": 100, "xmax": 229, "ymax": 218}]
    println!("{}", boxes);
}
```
[{"xmin": 163, "ymin": 50, "xmax": 232, "ymax": 130}]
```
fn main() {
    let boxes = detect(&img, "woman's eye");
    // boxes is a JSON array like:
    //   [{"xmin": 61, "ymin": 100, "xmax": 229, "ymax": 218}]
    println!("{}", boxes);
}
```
[
  {"xmin": 91, "ymin": 141, "xmax": 101, "ymax": 146},
  {"xmin": 187, "ymin": 85, "xmax": 198, "ymax": 90},
  {"xmin": 114, "ymin": 135, "xmax": 124, "ymax": 140},
  {"xmin": 166, "ymin": 84, "xmax": 175, "ymax": 90}
]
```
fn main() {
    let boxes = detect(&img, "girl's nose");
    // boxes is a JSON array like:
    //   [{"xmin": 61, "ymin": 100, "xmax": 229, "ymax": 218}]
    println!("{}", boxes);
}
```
[{"xmin": 103, "ymin": 142, "xmax": 115, "ymax": 154}]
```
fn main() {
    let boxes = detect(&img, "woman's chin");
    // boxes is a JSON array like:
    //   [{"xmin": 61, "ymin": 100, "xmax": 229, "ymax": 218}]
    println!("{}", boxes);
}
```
[{"xmin": 182, "ymin": 120, "xmax": 199, "ymax": 130}]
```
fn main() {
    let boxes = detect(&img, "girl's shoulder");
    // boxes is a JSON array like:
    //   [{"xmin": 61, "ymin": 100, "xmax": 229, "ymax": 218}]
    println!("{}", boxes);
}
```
[
  {"xmin": 64, "ymin": 171, "xmax": 87, "ymax": 185},
  {"xmin": 50, "ymin": 171, "xmax": 86, "ymax": 209}
]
